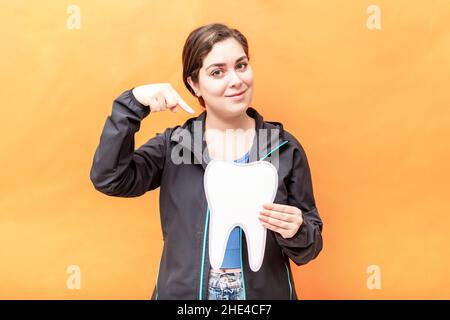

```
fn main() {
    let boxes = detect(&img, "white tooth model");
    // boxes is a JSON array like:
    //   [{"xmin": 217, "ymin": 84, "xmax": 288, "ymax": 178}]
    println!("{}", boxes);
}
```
[{"xmin": 204, "ymin": 159, "xmax": 278, "ymax": 272}]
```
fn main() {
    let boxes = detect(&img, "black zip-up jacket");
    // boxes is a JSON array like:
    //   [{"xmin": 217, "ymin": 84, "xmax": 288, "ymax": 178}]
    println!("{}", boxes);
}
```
[{"xmin": 90, "ymin": 88, "xmax": 324, "ymax": 300}]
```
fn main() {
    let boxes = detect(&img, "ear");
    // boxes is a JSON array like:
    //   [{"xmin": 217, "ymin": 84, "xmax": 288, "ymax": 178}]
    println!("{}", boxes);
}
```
[{"xmin": 187, "ymin": 76, "xmax": 200, "ymax": 96}]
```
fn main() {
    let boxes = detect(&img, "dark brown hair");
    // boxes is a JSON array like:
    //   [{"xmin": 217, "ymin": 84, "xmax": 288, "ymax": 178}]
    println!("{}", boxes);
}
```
[{"xmin": 182, "ymin": 23, "xmax": 250, "ymax": 108}]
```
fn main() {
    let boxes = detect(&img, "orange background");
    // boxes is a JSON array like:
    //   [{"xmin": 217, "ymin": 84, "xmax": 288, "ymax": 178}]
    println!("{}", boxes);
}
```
[{"xmin": 0, "ymin": 0, "xmax": 449, "ymax": 299}]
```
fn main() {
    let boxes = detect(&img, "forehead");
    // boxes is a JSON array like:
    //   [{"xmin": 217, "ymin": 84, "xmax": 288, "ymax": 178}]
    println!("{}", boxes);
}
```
[{"xmin": 202, "ymin": 38, "xmax": 246, "ymax": 66}]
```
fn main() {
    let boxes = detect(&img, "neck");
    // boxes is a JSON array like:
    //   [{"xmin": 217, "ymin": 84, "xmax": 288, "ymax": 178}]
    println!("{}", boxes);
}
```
[{"xmin": 205, "ymin": 108, "xmax": 255, "ymax": 133}]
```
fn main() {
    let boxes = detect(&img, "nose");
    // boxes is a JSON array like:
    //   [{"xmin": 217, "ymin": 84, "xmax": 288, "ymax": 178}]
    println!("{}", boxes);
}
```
[{"xmin": 228, "ymin": 70, "xmax": 244, "ymax": 87}]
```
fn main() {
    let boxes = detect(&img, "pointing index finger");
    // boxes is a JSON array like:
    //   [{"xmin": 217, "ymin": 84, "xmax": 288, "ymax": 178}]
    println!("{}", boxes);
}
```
[
  {"xmin": 177, "ymin": 97, "xmax": 195, "ymax": 114},
  {"xmin": 170, "ymin": 87, "xmax": 195, "ymax": 114}
]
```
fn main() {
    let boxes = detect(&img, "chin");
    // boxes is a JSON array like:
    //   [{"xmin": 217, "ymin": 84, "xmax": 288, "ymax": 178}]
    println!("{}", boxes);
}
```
[{"xmin": 225, "ymin": 103, "xmax": 248, "ymax": 114}]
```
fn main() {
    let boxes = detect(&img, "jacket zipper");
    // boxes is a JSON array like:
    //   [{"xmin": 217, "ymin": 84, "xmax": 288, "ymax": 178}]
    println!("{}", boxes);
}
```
[
  {"xmin": 199, "ymin": 140, "xmax": 290, "ymax": 300},
  {"xmin": 198, "ymin": 207, "xmax": 211, "ymax": 300},
  {"xmin": 284, "ymin": 256, "xmax": 293, "ymax": 299}
]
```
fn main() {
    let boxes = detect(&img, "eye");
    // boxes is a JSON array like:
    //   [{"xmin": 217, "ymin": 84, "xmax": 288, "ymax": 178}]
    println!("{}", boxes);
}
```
[
  {"xmin": 237, "ymin": 62, "xmax": 248, "ymax": 70},
  {"xmin": 211, "ymin": 69, "xmax": 223, "ymax": 77},
  {"xmin": 210, "ymin": 62, "xmax": 248, "ymax": 77}
]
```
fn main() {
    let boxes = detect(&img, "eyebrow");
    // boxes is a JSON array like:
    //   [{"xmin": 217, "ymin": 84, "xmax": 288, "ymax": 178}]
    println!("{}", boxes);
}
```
[{"xmin": 206, "ymin": 56, "xmax": 248, "ymax": 70}]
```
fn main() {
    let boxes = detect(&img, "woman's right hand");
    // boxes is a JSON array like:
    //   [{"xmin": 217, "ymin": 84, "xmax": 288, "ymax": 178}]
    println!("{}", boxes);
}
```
[{"xmin": 132, "ymin": 83, "xmax": 195, "ymax": 114}]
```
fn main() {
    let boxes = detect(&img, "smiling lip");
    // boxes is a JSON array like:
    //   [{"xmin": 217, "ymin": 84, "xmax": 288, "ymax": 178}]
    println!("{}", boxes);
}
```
[{"xmin": 226, "ymin": 90, "xmax": 246, "ymax": 97}]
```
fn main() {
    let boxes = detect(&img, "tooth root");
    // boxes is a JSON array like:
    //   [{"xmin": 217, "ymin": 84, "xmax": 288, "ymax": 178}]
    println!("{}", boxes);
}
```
[
  {"xmin": 242, "ymin": 223, "xmax": 267, "ymax": 272},
  {"xmin": 205, "ymin": 160, "xmax": 278, "ymax": 272},
  {"xmin": 208, "ymin": 215, "xmax": 236, "ymax": 271}
]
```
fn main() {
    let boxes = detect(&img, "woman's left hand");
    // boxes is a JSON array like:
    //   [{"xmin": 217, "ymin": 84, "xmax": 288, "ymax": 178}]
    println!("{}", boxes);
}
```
[{"xmin": 259, "ymin": 202, "xmax": 303, "ymax": 239}]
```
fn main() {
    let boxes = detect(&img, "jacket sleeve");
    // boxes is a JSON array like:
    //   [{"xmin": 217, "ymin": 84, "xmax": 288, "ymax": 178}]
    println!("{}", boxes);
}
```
[
  {"xmin": 274, "ymin": 139, "xmax": 323, "ymax": 266},
  {"xmin": 89, "ymin": 88, "xmax": 167, "ymax": 197}
]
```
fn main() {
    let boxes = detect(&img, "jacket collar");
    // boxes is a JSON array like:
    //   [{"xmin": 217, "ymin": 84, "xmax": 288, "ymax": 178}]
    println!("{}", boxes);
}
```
[{"xmin": 170, "ymin": 107, "xmax": 287, "ymax": 170}]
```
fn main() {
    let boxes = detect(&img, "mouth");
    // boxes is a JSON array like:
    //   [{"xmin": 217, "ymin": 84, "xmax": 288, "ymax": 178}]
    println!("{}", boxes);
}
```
[{"xmin": 225, "ymin": 89, "xmax": 247, "ymax": 97}]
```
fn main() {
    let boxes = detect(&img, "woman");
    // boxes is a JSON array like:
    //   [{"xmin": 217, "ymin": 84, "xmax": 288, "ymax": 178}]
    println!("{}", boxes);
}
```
[{"xmin": 90, "ymin": 23, "xmax": 323, "ymax": 300}]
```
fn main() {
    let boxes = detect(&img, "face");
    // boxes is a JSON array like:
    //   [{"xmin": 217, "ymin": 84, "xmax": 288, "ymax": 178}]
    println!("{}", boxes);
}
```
[{"xmin": 188, "ymin": 37, "xmax": 254, "ymax": 118}]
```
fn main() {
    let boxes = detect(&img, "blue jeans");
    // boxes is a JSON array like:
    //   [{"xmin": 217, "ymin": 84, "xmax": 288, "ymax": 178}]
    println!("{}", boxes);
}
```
[{"xmin": 207, "ymin": 271, "xmax": 244, "ymax": 300}]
